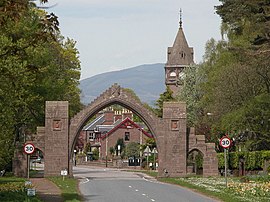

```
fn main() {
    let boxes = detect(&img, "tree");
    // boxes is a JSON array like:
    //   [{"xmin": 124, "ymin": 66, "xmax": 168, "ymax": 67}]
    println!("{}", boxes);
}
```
[
  {"xmin": 176, "ymin": 65, "xmax": 201, "ymax": 126},
  {"xmin": 125, "ymin": 142, "xmax": 140, "ymax": 158},
  {"xmin": 83, "ymin": 142, "xmax": 91, "ymax": 154},
  {"xmin": 194, "ymin": 0, "xmax": 270, "ymax": 150},
  {"xmin": 155, "ymin": 86, "xmax": 175, "ymax": 117},
  {"xmin": 92, "ymin": 148, "xmax": 99, "ymax": 160},
  {"xmin": 109, "ymin": 147, "xmax": 115, "ymax": 157},
  {"xmin": 141, "ymin": 138, "xmax": 156, "ymax": 151},
  {"xmin": 0, "ymin": 0, "xmax": 82, "ymax": 170}
]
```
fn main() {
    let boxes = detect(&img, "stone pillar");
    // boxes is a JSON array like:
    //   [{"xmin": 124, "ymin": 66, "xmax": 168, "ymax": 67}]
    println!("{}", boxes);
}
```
[
  {"xmin": 13, "ymin": 147, "xmax": 27, "ymax": 178},
  {"xmin": 203, "ymin": 143, "xmax": 219, "ymax": 177},
  {"xmin": 158, "ymin": 102, "xmax": 187, "ymax": 177},
  {"xmin": 44, "ymin": 101, "xmax": 69, "ymax": 176}
]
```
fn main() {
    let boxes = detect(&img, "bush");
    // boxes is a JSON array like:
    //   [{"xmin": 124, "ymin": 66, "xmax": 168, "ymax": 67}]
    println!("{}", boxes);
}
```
[{"xmin": 217, "ymin": 150, "xmax": 270, "ymax": 171}]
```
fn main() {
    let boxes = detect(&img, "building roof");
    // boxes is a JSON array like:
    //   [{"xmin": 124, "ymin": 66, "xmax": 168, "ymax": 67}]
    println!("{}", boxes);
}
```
[
  {"xmin": 101, "ymin": 117, "xmax": 154, "ymax": 140},
  {"xmin": 166, "ymin": 20, "xmax": 194, "ymax": 66},
  {"xmin": 83, "ymin": 114, "xmax": 105, "ymax": 131}
]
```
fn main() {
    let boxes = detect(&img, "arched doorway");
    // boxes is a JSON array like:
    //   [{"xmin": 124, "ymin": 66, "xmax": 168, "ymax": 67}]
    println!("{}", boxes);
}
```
[{"xmin": 187, "ymin": 149, "xmax": 204, "ymax": 175}]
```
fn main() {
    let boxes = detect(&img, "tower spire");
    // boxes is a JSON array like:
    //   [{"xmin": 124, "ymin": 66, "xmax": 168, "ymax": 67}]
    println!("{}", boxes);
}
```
[{"xmin": 179, "ymin": 8, "xmax": 182, "ymax": 28}]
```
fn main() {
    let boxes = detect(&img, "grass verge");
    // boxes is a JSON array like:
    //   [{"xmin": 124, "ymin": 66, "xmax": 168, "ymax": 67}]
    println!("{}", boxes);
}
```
[
  {"xmin": 48, "ymin": 176, "xmax": 81, "ymax": 202},
  {"xmin": 0, "ymin": 177, "xmax": 41, "ymax": 202},
  {"xmin": 156, "ymin": 176, "xmax": 269, "ymax": 202}
]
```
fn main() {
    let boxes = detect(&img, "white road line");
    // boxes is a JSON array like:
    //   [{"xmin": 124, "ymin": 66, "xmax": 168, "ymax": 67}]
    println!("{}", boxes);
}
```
[
  {"xmin": 151, "ymin": 199, "xmax": 155, "ymax": 202},
  {"xmin": 80, "ymin": 178, "xmax": 90, "ymax": 184},
  {"xmin": 142, "ymin": 193, "xmax": 146, "ymax": 196},
  {"xmin": 135, "ymin": 189, "xmax": 139, "ymax": 192},
  {"xmin": 129, "ymin": 186, "xmax": 132, "ymax": 188}
]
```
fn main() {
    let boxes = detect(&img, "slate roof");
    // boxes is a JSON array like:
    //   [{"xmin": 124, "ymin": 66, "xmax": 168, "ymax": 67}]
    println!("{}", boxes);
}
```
[
  {"xmin": 83, "ymin": 114, "xmax": 105, "ymax": 131},
  {"xmin": 166, "ymin": 24, "xmax": 194, "ymax": 66}
]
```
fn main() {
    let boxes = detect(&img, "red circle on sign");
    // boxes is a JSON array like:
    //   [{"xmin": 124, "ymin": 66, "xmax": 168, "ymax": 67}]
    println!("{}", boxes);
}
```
[
  {"xmin": 23, "ymin": 143, "xmax": 35, "ymax": 155},
  {"xmin": 219, "ymin": 136, "xmax": 231, "ymax": 149}
]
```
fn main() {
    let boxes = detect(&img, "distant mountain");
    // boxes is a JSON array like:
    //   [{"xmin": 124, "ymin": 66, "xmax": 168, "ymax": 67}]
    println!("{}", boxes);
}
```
[{"xmin": 79, "ymin": 63, "xmax": 165, "ymax": 106}]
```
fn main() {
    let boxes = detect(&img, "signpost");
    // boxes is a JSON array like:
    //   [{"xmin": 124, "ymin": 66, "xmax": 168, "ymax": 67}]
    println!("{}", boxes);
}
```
[
  {"xmin": 23, "ymin": 143, "xmax": 35, "ymax": 179},
  {"xmin": 144, "ymin": 146, "xmax": 151, "ymax": 170},
  {"xmin": 219, "ymin": 136, "xmax": 232, "ymax": 188},
  {"xmin": 61, "ymin": 169, "xmax": 68, "ymax": 181}
]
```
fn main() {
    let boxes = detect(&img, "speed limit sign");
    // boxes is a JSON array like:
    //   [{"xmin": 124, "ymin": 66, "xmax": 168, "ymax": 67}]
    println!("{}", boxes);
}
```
[
  {"xmin": 219, "ymin": 136, "xmax": 231, "ymax": 148},
  {"xmin": 23, "ymin": 143, "xmax": 35, "ymax": 155}
]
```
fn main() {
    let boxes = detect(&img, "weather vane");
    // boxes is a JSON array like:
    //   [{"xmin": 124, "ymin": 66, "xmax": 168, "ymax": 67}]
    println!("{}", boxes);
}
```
[{"xmin": 179, "ymin": 8, "xmax": 183, "ymax": 28}]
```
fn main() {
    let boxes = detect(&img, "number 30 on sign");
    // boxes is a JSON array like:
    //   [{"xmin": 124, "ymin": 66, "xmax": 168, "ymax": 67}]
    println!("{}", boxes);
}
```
[
  {"xmin": 219, "ymin": 136, "xmax": 231, "ymax": 149},
  {"xmin": 23, "ymin": 143, "xmax": 35, "ymax": 155}
]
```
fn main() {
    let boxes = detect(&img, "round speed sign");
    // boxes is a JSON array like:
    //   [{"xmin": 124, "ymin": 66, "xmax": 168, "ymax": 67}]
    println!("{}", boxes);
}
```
[
  {"xmin": 219, "ymin": 136, "xmax": 232, "ymax": 149},
  {"xmin": 23, "ymin": 143, "xmax": 35, "ymax": 155}
]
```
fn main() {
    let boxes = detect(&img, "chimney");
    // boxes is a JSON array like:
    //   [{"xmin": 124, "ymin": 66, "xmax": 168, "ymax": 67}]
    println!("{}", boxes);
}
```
[
  {"xmin": 103, "ymin": 109, "xmax": 114, "ymax": 125},
  {"xmin": 122, "ymin": 109, "xmax": 133, "ymax": 120},
  {"xmin": 114, "ymin": 110, "xmax": 122, "ymax": 123}
]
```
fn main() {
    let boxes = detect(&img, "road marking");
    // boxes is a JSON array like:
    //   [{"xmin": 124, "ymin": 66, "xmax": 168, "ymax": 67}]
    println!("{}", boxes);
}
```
[
  {"xmin": 80, "ymin": 178, "xmax": 90, "ymax": 184},
  {"xmin": 129, "ymin": 186, "xmax": 132, "ymax": 188},
  {"xmin": 151, "ymin": 199, "xmax": 155, "ymax": 201},
  {"xmin": 142, "ymin": 193, "xmax": 146, "ymax": 196},
  {"xmin": 135, "ymin": 189, "xmax": 139, "ymax": 192}
]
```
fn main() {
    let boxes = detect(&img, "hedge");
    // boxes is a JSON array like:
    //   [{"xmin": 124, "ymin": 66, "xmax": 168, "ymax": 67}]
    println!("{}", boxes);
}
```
[{"xmin": 217, "ymin": 150, "xmax": 270, "ymax": 170}]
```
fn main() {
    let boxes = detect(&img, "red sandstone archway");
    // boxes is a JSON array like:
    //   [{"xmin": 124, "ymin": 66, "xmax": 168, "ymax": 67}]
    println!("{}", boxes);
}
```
[
  {"xmin": 33, "ymin": 84, "xmax": 217, "ymax": 177},
  {"xmin": 68, "ymin": 84, "xmax": 160, "ymax": 174}
]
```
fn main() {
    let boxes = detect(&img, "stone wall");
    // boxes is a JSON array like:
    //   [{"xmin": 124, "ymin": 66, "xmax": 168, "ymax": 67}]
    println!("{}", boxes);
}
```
[{"xmin": 187, "ymin": 127, "xmax": 218, "ymax": 177}]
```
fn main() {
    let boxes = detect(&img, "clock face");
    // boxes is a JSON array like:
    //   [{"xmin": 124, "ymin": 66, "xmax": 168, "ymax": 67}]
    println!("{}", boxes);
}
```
[{"xmin": 170, "ymin": 72, "xmax": 177, "ymax": 77}]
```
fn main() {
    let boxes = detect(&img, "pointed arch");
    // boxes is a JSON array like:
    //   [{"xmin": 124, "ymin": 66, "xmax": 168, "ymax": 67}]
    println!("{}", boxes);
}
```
[{"xmin": 69, "ymin": 84, "xmax": 160, "ymax": 161}]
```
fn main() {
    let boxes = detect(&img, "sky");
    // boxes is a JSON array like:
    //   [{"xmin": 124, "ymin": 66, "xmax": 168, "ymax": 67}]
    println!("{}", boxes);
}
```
[{"xmin": 44, "ymin": 0, "xmax": 222, "ymax": 80}]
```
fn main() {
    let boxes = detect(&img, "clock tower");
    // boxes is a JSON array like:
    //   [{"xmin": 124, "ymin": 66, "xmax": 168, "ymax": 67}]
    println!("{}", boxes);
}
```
[{"xmin": 165, "ymin": 10, "xmax": 194, "ymax": 96}]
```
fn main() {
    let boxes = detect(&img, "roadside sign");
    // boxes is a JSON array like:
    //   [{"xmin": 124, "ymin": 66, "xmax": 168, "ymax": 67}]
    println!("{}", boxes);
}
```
[
  {"xmin": 61, "ymin": 170, "xmax": 68, "ymax": 176},
  {"xmin": 23, "ymin": 143, "xmax": 35, "ymax": 155},
  {"xmin": 27, "ymin": 188, "xmax": 36, "ymax": 196},
  {"xmin": 219, "ymin": 136, "xmax": 232, "ymax": 188},
  {"xmin": 219, "ymin": 136, "xmax": 231, "ymax": 149},
  {"xmin": 61, "ymin": 169, "xmax": 68, "ymax": 181}
]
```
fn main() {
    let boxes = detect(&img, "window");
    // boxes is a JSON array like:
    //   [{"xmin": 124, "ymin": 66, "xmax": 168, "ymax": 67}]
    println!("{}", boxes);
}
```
[
  {"xmin": 169, "ymin": 72, "xmax": 177, "ymax": 77},
  {"xmin": 89, "ymin": 132, "xmax": 95, "ymax": 141},
  {"xmin": 124, "ymin": 132, "xmax": 130, "ymax": 141}
]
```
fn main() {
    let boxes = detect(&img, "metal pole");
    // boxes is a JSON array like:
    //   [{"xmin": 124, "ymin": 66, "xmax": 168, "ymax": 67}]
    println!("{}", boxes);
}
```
[
  {"xmin": 224, "ymin": 148, "xmax": 227, "ymax": 188},
  {"xmin": 153, "ymin": 152, "xmax": 156, "ymax": 170},
  {"xmin": 140, "ymin": 129, "xmax": 142, "ymax": 167},
  {"xmin": 106, "ymin": 138, "xmax": 108, "ymax": 167},
  {"xmin": 146, "ymin": 154, "xmax": 149, "ymax": 170},
  {"xmin": 27, "ymin": 154, "xmax": 30, "ymax": 179}
]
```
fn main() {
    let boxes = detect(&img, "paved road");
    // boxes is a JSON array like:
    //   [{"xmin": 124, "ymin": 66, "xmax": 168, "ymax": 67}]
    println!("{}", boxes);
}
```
[{"xmin": 74, "ymin": 166, "xmax": 218, "ymax": 202}]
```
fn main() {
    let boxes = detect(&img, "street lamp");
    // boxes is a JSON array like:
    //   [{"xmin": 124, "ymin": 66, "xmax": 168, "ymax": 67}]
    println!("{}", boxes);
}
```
[
  {"xmin": 144, "ymin": 146, "xmax": 151, "ymax": 170},
  {"xmin": 152, "ymin": 147, "xmax": 158, "ymax": 170}
]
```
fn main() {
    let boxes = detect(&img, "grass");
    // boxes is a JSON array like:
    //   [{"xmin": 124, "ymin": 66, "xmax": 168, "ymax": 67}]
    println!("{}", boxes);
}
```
[
  {"xmin": 48, "ymin": 176, "xmax": 81, "ymax": 202},
  {"xmin": 154, "ymin": 176, "xmax": 270, "ymax": 202},
  {"xmin": 0, "ymin": 176, "xmax": 41, "ymax": 202},
  {"xmin": 159, "ymin": 177, "xmax": 238, "ymax": 202}
]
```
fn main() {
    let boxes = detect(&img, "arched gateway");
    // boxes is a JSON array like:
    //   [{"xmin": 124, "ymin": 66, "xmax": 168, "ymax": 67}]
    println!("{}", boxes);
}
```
[{"xmin": 23, "ymin": 83, "xmax": 217, "ymax": 178}]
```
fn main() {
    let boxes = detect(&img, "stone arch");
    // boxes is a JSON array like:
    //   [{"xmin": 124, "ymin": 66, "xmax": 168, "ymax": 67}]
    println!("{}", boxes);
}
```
[
  {"xmin": 187, "ymin": 127, "xmax": 218, "ymax": 176},
  {"xmin": 187, "ymin": 148, "xmax": 204, "ymax": 175},
  {"xmin": 31, "ymin": 84, "xmax": 218, "ymax": 177},
  {"xmin": 68, "ymin": 84, "xmax": 160, "ymax": 173}
]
